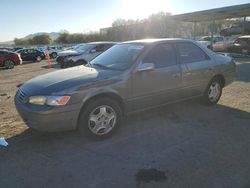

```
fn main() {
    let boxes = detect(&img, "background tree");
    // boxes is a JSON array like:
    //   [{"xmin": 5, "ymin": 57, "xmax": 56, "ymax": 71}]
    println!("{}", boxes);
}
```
[{"xmin": 29, "ymin": 34, "xmax": 52, "ymax": 45}]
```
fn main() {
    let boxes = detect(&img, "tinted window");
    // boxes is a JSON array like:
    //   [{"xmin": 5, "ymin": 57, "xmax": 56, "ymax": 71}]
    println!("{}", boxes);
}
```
[
  {"xmin": 27, "ymin": 49, "xmax": 36, "ymax": 53},
  {"xmin": 0, "ymin": 51, "xmax": 8, "ymax": 55},
  {"xmin": 176, "ymin": 42, "xmax": 210, "ymax": 64},
  {"xmin": 143, "ymin": 43, "xmax": 176, "ymax": 68}
]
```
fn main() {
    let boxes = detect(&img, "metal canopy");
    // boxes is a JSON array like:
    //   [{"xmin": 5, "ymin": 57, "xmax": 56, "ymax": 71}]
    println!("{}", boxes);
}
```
[{"xmin": 171, "ymin": 3, "xmax": 250, "ymax": 22}]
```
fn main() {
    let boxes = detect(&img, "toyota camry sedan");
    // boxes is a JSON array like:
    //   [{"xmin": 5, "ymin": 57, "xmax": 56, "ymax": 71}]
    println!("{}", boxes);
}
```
[{"xmin": 15, "ymin": 39, "xmax": 236, "ymax": 138}]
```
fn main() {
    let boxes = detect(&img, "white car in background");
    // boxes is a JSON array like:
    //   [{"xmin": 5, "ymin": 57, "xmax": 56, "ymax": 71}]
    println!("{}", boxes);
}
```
[{"xmin": 38, "ymin": 46, "xmax": 64, "ymax": 59}]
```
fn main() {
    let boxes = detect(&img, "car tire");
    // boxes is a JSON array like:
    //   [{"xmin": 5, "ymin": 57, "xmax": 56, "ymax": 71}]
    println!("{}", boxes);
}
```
[
  {"xmin": 4, "ymin": 60, "xmax": 15, "ymax": 69},
  {"xmin": 203, "ymin": 77, "xmax": 222, "ymax": 105},
  {"xmin": 51, "ymin": 52, "xmax": 57, "ymax": 59},
  {"xmin": 36, "ymin": 56, "xmax": 42, "ymax": 62},
  {"xmin": 78, "ymin": 97, "xmax": 122, "ymax": 139},
  {"xmin": 60, "ymin": 62, "xmax": 65, "ymax": 68}
]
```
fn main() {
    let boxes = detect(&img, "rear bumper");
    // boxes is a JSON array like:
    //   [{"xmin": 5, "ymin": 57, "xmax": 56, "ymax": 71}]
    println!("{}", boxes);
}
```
[{"xmin": 15, "ymin": 97, "xmax": 82, "ymax": 132}]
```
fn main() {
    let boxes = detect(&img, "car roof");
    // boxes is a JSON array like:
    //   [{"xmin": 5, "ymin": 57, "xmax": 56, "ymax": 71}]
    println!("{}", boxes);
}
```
[
  {"xmin": 122, "ymin": 38, "xmax": 192, "ymax": 44},
  {"xmin": 0, "ymin": 50, "xmax": 16, "ymax": 54},
  {"xmin": 88, "ymin": 41, "xmax": 117, "ymax": 45}
]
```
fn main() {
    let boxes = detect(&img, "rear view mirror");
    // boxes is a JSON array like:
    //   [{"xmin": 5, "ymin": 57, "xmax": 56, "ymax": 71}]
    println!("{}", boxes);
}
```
[{"xmin": 137, "ymin": 63, "xmax": 155, "ymax": 72}]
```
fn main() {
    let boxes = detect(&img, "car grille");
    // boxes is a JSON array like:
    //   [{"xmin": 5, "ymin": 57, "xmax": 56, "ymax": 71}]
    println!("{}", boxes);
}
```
[{"xmin": 16, "ymin": 89, "xmax": 28, "ymax": 104}]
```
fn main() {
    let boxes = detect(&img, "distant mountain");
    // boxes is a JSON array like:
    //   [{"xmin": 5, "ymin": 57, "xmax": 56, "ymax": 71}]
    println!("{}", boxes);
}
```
[{"xmin": 23, "ymin": 32, "xmax": 60, "ymax": 40}]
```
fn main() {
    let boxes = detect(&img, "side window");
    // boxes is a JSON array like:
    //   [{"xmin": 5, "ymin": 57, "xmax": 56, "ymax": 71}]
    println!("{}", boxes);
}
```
[
  {"xmin": 143, "ymin": 43, "xmax": 176, "ymax": 68},
  {"xmin": 27, "ymin": 49, "xmax": 35, "ymax": 53},
  {"xmin": 176, "ymin": 42, "xmax": 210, "ymax": 64}
]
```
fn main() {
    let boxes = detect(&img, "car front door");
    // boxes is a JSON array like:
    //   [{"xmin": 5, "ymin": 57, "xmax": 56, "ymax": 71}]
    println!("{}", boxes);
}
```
[
  {"xmin": 175, "ymin": 42, "xmax": 216, "ymax": 97},
  {"xmin": 20, "ymin": 50, "xmax": 29, "ymax": 61},
  {"xmin": 130, "ymin": 43, "xmax": 182, "ymax": 111}
]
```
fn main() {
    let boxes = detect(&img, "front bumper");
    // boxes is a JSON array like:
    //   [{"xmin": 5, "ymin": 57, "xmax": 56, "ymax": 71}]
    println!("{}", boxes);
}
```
[
  {"xmin": 15, "ymin": 97, "xmax": 82, "ymax": 132},
  {"xmin": 56, "ymin": 56, "xmax": 66, "ymax": 64}
]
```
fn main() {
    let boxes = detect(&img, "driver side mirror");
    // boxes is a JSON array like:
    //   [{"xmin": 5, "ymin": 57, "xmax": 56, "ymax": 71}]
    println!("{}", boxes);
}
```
[{"xmin": 137, "ymin": 63, "xmax": 155, "ymax": 72}]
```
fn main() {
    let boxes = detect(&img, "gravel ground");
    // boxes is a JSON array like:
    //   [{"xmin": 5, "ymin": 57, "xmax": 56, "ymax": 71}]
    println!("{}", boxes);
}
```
[{"xmin": 0, "ymin": 59, "xmax": 250, "ymax": 188}]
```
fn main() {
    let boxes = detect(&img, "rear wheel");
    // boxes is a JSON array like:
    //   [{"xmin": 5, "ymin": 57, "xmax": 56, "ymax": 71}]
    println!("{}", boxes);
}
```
[
  {"xmin": 203, "ymin": 78, "xmax": 222, "ymax": 105},
  {"xmin": 36, "ymin": 56, "xmax": 42, "ymax": 62},
  {"xmin": 78, "ymin": 97, "xmax": 122, "ymax": 138},
  {"xmin": 4, "ymin": 60, "xmax": 15, "ymax": 69}
]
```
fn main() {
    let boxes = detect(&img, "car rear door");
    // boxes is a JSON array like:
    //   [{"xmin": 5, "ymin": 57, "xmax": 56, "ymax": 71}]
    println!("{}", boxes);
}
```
[
  {"xmin": 175, "ymin": 42, "xmax": 216, "ymax": 97},
  {"xmin": 131, "ymin": 43, "xmax": 182, "ymax": 111}
]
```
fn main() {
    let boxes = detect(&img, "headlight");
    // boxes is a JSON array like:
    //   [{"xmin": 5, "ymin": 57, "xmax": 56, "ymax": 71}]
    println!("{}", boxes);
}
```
[
  {"xmin": 28, "ymin": 96, "xmax": 70, "ymax": 106},
  {"xmin": 46, "ymin": 96, "xmax": 71, "ymax": 106}
]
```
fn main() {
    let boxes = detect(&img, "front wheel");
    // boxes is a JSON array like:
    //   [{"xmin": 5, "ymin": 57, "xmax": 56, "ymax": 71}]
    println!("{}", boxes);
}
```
[
  {"xmin": 51, "ymin": 52, "xmax": 57, "ymax": 59},
  {"xmin": 4, "ymin": 60, "xmax": 15, "ymax": 69},
  {"xmin": 203, "ymin": 78, "xmax": 222, "ymax": 105},
  {"xmin": 78, "ymin": 97, "xmax": 122, "ymax": 138}
]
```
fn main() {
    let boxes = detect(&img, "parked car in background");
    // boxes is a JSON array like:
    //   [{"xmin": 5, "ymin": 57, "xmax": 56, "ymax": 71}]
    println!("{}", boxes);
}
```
[
  {"xmin": 15, "ymin": 39, "xmax": 236, "ymax": 138},
  {"xmin": 227, "ymin": 35, "xmax": 250, "ymax": 55},
  {"xmin": 0, "ymin": 50, "xmax": 22, "ymax": 69},
  {"xmin": 0, "ymin": 47, "xmax": 14, "ymax": 52},
  {"xmin": 61, "ymin": 42, "xmax": 116, "ymax": 68},
  {"xmin": 16, "ymin": 48, "xmax": 45, "ymax": 62},
  {"xmin": 197, "ymin": 36, "xmax": 228, "ymax": 51},
  {"xmin": 220, "ymin": 21, "xmax": 250, "ymax": 36},
  {"xmin": 13, "ymin": 47, "xmax": 23, "ymax": 52},
  {"xmin": 38, "ymin": 46, "xmax": 63, "ymax": 59},
  {"xmin": 56, "ymin": 44, "xmax": 85, "ymax": 65}
]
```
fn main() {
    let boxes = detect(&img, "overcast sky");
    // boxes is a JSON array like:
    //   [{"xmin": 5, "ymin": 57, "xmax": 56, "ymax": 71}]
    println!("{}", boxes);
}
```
[{"xmin": 0, "ymin": 0, "xmax": 249, "ymax": 42}]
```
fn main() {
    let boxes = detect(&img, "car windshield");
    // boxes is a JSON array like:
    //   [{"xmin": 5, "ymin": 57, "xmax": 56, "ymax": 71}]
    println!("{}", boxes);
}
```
[
  {"xmin": 75, "ymin": 44, "xmax": 95, "ymax": 53},
  {"xmin": 89, "ymin": 43, "xmax": 145, "ymax": 71}
]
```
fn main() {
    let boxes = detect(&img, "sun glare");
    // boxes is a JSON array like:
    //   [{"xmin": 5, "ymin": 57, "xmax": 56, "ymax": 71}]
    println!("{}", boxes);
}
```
[{"xmin": 120, "ymin": 0, "xmax": 171, "ymax": 20}]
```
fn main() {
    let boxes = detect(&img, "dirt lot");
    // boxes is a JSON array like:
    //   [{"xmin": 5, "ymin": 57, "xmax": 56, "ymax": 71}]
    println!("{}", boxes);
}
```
[{"xmin": 0, "ymin": 59, "xmax": 250, "ymax": 187}]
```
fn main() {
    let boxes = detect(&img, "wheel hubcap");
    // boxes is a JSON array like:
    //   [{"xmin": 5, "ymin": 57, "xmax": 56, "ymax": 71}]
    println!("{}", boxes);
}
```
[
  {"xmin": 5, "ymin": 61, "xmax": 14, "ymax": 68},
  {"xmin": 208, "ymin": 81, "xmax": 221, "ymax": 102},
  {"xmin": 88, "ymin": 105, "xmax": 116, "ymax": 135},
  {"xmin": 37, "ymin": 56, "xmax": 41, "ymax": 61}
]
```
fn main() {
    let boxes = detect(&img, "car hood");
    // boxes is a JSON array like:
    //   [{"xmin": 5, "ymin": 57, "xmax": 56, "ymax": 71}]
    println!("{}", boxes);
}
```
[
  {"xmin": 58, "ymin": 50, "xmax": 79, "ymax": 56},
  {"xmin": 20, "ymin": 66, "xmax": 121, "ymax": 96}
]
